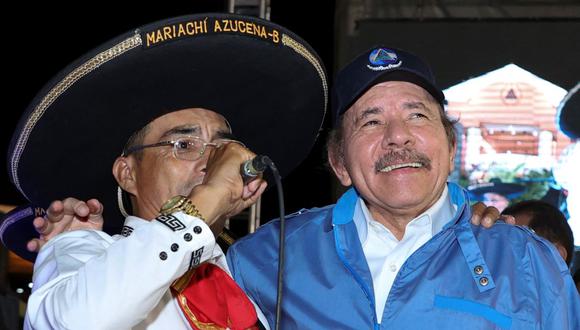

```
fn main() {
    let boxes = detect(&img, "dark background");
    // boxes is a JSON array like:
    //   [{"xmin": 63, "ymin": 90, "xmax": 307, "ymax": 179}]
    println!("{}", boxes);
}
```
[{"xmin": 340, "ymin": 19, "xmax": 580, "ymax": 91}]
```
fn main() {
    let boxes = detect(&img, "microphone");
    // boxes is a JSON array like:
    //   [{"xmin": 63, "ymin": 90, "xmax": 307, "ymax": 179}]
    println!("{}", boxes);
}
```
[{"xmin": 241, "ymin": 155, "xmax": 270, "ymax": 183}]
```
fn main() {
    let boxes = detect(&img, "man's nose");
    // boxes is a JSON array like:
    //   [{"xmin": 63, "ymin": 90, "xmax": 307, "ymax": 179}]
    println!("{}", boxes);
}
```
[
  {"xmin": 196, "ymin": 146, "xmax": 215, "ymax": 174},
  {"xmin": 381, "ymin": 120, "xmax": 414, "ymax": 149}
]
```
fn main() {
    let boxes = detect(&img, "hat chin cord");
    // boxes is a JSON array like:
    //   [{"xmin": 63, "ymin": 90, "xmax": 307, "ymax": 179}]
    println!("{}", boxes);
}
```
[{"xmin": 117, "ymin": 186, "xmax": 130, "ymax": 218}]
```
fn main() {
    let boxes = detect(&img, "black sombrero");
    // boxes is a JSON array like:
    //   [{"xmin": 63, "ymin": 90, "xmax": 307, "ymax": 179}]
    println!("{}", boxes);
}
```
[
  {"xmin": 0, "ymin": 204, "xmax": 45, "ymax": 262},
  {"xmin": 467, "ymin": 180, "xmax": 526, "ymax": 201},
  {"xmin": 557, "ymin": 82, "xmax": 579, "ymax": 139},
  {"xmin": 7, "ymin": 13, "xmax": 327, "ymax": 236}
]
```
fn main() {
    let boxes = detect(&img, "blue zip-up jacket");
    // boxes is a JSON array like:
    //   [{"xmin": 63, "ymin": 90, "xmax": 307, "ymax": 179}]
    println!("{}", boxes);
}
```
[{"xmin": 228, "ymin": 183, "xmax": 580, "ymax": 329}]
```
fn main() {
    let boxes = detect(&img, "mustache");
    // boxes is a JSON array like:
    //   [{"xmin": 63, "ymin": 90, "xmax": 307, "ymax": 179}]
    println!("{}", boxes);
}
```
[{"xmin": 374, "ymin": 149, "xmax": 432, "ymax": 172}]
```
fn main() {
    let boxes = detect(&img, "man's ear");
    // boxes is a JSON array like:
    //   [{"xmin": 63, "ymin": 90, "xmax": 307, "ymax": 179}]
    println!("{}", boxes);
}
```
[
  {"xmin": 113, "ymin": 156, "xmax": 138, "ymax": 196},
  {"xmin": 555, "ymin": 243, "xmax": 568, "ymax": 264},
  {"xmin": 449, "ymin": 141, "xmax": 457, "ymax": 173},
  {"xmin": 328, "ymin": 147, "xmax": 352, "ymax": 187}
]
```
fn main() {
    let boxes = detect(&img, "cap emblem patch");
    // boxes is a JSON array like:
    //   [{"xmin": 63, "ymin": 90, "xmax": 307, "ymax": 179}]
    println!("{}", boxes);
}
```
[{"xmin": 367, "ymin": 48, "xmax": 402, "ymax": 71}]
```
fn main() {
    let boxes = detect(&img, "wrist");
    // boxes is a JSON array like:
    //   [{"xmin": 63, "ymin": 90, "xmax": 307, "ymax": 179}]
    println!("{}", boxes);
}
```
[
  {"xmin": 187, "ymin": 185, "xmax": 228, "ymax": 225},
  {"xmin": 159, "ymin": 195, "xmax": 205, "ymax": 222}
]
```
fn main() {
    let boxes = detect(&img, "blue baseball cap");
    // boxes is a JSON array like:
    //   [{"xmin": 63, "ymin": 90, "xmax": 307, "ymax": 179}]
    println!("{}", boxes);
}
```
[
  {"xmin": 466, "ymin": 180, "xmax": 527, "ymax": 201},
  {"xmin": 332, "ymin": 46, "xmax": 445, "ymax": 126}
]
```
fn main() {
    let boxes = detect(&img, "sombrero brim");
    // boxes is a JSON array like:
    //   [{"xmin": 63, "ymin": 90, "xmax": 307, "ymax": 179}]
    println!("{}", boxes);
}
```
[
  {"xmin": 8, "ymin": 13, "xmax": 327, "ymax": 235},
  {"xmin": 0, "ymin": 205, "xmax": 45, "ymax": 262},
  {"xmin": 557, "ymin": 83, "xmax": 579, "ymax": 139},
  {"xmin": 467, "ymin": 182, "xmax": 526, "ymax": 201}
]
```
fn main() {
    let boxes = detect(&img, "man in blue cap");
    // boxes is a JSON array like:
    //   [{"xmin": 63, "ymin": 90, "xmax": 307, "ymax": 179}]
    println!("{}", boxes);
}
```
[
  {"xmin": 227, "ymin": 46, "xmax": 580, "ymax": 328},
  {"xmin": 467, "ymin": 179, "xmax": 527, "ymax": 213}
]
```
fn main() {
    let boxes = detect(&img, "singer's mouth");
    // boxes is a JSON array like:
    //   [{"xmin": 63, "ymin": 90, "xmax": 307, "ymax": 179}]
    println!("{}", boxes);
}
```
[{"xmin": 378, "ymin": 162, "xmax": 423, "ymax": 173}]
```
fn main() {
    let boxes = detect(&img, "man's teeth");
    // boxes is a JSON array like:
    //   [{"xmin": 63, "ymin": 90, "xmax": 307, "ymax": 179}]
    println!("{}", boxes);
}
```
[{"xmin": 379, "ymin": 162, "xmax": 422, "ymax": 173}]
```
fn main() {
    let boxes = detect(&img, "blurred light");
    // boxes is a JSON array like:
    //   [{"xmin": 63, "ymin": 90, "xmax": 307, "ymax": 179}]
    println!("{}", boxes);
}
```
[
  {"xmin": 16, "ymin": 288, "xmax": 24, "ymax": 294},
  {"xmin": 28, "ymin": 282, "xmax": 34, "ymax": 289}
]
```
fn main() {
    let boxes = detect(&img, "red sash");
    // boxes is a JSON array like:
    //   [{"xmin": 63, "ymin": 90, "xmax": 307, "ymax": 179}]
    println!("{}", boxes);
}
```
[{"xmin": 171, "ymin": 263, "xmax": 259, "ymax": 330}]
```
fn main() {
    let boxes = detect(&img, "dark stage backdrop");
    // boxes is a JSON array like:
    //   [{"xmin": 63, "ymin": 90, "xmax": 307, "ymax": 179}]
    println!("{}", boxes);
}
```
[{"xmin": 339, "ymin": 19, "xmax": 580, "ymax": 91}]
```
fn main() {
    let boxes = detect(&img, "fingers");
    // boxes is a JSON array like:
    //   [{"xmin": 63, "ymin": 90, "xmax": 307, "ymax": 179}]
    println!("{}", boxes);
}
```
[
  {"xmin": 480, "ymin": 205, "xmax": 500, "ymax": 228},
  {"xmin": 62, "ymin": 197, "xmax": 89, "ymax": 218},
  {"xmin": 242, "ymin": 178, "xmax": 267, "ymax": 199},
  {"xmin": 204, "ymin": 143, "xmax": 253, "ymax": 184},
  {"xmin": 27, "ymin": 198, "xmax": 105, "ymax": 254},
  {"xmin": 46, "ymin": 200, "xmax": 65, "ymax": 223},
  {"xmin": 197, "ymin": 143, "xmax": 264, "ymax": 221},
  {"xmin": 211, "ymin": 141, "xmax": 255, "ymax": 162},
  {"xmin": 86, "ymin": 199, "xmax": 102, "ymax": 215},
  {"xmin": 241, "ymin": 181, "xmax": 268, "ymax": 208},
  {"xmin": 500, "ymin": 214, "xmax": 516, "ymax": 225},
  {"xmin": 85, "ymin": 199, "xmax": 105, "ymax": 230},
  {"xmin": 60, "ymin": 198, "xmax": 102, "ymax": 222},
  {"xmin": 33, "ymin": 216, "xmax": 51, "ymax": 235},
  {"xmin": 470, "ymin": 202, "xmax": 485, "ymax": 226},
  {"xmin": 42, "ymin": 197, "xmax": 104, "ymax": 234},
  {"xmin": 470, "ymin": 202, "xmax": 500, "ymax": 228},
  {"xmin": 47, "ymin": 197, "xmax": 88, "ymax": 223},
  {"xmin": 254, "ymin": 181, "xmax": 268, "ymax": 200},
  {"xmin": 26, "ymin": 238, "xmax": 44, "ymax": 253}
]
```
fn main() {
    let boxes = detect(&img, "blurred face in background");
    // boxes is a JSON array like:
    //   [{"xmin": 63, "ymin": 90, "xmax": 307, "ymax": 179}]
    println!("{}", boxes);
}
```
[{"xmin": 482, "ymin": 192, "xmax": 509, "ymax": 213}]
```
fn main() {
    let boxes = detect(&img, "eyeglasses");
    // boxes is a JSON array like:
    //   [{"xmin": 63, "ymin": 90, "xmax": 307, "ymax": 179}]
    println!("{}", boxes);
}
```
[{"xmin": 123, "ymin": 136, "xmax": 243, "ymax": 161}]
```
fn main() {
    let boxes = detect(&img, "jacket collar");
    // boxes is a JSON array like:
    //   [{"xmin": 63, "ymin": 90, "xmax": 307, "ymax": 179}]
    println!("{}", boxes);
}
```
[
  {"xmin": 333, "ymin": 182, "xmax": 467, "ymax": 227},
  {"xmin": 331, "ymin": 182, "xmax": 496, "ymax": 294}
]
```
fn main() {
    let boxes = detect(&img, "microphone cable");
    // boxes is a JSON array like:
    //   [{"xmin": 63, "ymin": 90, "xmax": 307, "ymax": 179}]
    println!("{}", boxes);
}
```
[{"xmin": 257, "ymin": 156, "xmax": 285, "ymax": 330}]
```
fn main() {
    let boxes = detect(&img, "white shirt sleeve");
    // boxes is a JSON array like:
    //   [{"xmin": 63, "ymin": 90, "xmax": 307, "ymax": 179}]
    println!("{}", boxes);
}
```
[{"xmin": 25, "ymin": 212, "xmax": 217, "ymax": 330}]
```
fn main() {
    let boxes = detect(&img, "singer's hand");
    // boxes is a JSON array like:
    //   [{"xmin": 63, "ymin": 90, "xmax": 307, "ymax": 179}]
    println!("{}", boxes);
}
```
[
  {"xmin": 188, "ymin": 142, "xmax": 267, "ymax": 236},
  {"xmin": 26, "ymin": 198, "xmax": 104, "ymax": 252}
]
